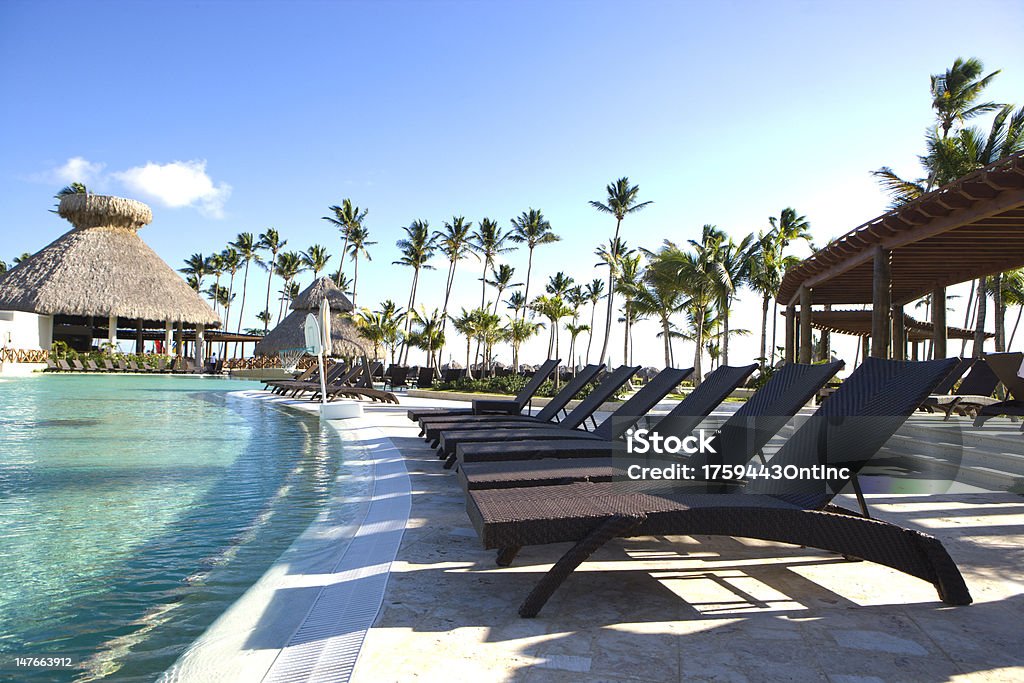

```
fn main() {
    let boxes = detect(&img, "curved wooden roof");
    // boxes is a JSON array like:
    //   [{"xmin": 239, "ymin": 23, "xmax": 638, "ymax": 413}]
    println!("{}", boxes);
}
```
[
  {"xmin": 791, "ymin": 308, "xmax": 990, "ymax": 341},
  {"xmin": 778, "ymin": 152, "xmax": 1024, "ymax": 306}
]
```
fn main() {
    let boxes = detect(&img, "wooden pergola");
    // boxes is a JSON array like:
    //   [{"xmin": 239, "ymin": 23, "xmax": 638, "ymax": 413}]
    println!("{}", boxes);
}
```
[
  {"xmin": 778, "ymin": 151, "xmax": 1024, "ymax": 363},
  {"xmin": 790, "ymin": 308, "xmax": 991, "ymax": 361}
]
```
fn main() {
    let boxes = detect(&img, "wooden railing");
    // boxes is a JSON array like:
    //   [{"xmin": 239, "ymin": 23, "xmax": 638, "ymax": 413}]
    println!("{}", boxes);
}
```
[
  {"xmin": 223, "ymin": 356, "xmax": 317, "ymax": 370},
  {"xmin": 0, "ymin": 348, "xmax": 50, "ymax": 363}
]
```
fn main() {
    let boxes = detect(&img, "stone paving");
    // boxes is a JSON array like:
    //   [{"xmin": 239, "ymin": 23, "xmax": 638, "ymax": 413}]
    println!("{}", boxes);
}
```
[{"xmin": 350, "ymin": 399, "xmax": 1024, "ymax": 683}]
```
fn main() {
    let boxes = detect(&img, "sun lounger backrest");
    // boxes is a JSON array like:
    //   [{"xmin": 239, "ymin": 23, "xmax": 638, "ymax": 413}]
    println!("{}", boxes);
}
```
[
  {"xmin": 697, "ymin": 360, "xmax": 844, "ymax": 469},
  {"xmin": 748, "ymin": 357, "xmax": 957, "ymax": 507},
  {"xmin": 931, "ymin": 358, "xmax": 972, "ymax": 396},
  {"xmin": 512, "ymin": 358, "xmax": 560, "ymax": 408},
  {"xmin": 956, "ymin": 359, "xmax": 999, "ymax": 397},
  {"xmin": 657, "ymin": 363, "xmax": 758, "ymax": 436},
  {"xmin": 593, "ymin": 367, "xmax": 693, "ymax": 439},
  {"xmin": 534, "ymin": 364, "xmax": 605, "ymax": 422},
  {"xmin": 416, "ymin": 366, "xmax": 434, "ymax": 387},
  {"xmin": 558, "ymin": 365, "xmax": 639, "ymax": 430},
  {"xmin": 981, "ymin": 352, "xmax": 1024, "ymax": 400}
]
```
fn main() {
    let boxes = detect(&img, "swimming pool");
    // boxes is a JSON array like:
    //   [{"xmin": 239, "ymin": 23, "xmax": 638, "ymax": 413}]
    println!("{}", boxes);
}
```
[{"xmin": 0, "ymin": 374, "xmax": 348, "ymax": 681}]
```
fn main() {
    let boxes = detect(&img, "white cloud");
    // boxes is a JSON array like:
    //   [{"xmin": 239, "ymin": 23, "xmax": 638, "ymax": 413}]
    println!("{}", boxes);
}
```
[
  {"xmin": 113, "ymin": 160, "xmax": 231, "ymax": 218},
  {"xmin": 44, "ymin": 156, "xmax": 106, "ymax": 186}
]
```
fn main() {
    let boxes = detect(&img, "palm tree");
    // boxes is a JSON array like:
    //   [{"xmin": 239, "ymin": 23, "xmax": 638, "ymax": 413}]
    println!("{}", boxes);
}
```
[
  {"xmin": 932, "ymin": 57, "xmax": 1002, "ymax": 139},
  {"xmin": 545, "ymin": 271, "xmax": 575, "ymax": 297},
  {"xmin": 258, "ymin": 228, "xmax": 285, "ymax": 332},
  {"xmin": 322, "ymin": 199, "xmax": 368, "ymax": 284},
  {"xmin": 475, "ymin": 310, "xmax": 504, "ymax": 373},
  {"xmin": 450, "ymin": 308, "xmax": 480, "ymax": 379},
  {"xmin": 486, "ymin": 264, "xmax": 523, "ymax": 315},
  {"xmin": 273, "ymin": 251, "xmax": 304, "ymax": 323},
  {"xmin": 765, "ymin": 208, "xmax": 812, "ymax": 363},
  {"xmin": 219, "ymin": 247, "xmax": 242, "ymax": 357},
  {"xmin": 229, "ymin": 232, "xmax": 261, "ymax": 338},
  {"xmin": 12, "ymin": 252, "xmax": 32, "ymax": 266},
  {"xmin": 180, "ymin": 253, "xmax": 211, "ymax": 293},
  {"xmin": 709, "ymin": 231, "xmax": 755, "ymax": 367},
  {"xmin": 531, "ymin": 294, "xmax": 572, "ymax": 360},
  {"xmin": 207, "ymin": 252, "xmax": 226, "ymax": 314},
  {"xmin": 1001, "ymin": 270, "xmax": 1024, "ymax": 350},
  {"xmin": 633, "ymin": 252, "xmax": 688, "ymax": 368},
  {"xmin": 434, "ymin": 216, "xmax": 476, "ymax": 350},
  {"xmin": 407, "ymin": 308, "xmax": 445, "ymax": 370},
  {"xmin": 505, "ymin": 317, "xmax": 542, "ymax": 371},
  {"xmin": 593, "ymin": 237, "xmax": 634, "ymax": 363},
  {"xmin": 346, "ymin": 224, "xmax": 376, "ymax": 307},
  {"xmin": 509, "ymin": 209, "xmax": 559, "ymax": 318},
  {"xmin": 505, "ymin": 291, "xmax": 528, "ymax": 318},
  {"xmin": 393, "ymin": 220, "xmax": 439, "ymax": 363},
  {"xmin": 300, "ymin": 244, "xmax": 332, "ymax": 280},
  {"xmin": 0, "ymin": 260, "xmax": 7, "ymax": 274},
  {"xmin": 654, "ymin": 239, "xmax": 718, "ymax": 384},
  {"xmin": 471, "ymin": 218, "xmax": 516, "ymax": 308},
  {"xmin": 583, "ymin": 278, "xmax": 605, "ymax": 364},
  {"xmin": 564, "ymin": 323, "xmax": 590, "ymax": 374},
  {"xmin": 355, "ymin": 300, "xmax": 406, "ymax": 363},
  {"xmin": 589, "ymin": 177, "xmax": 653, "ymax": 364},
  {"xmin": 614, "ymin": 253, "xmax": 644, "ymax": 365},
  {"xmin": 256, "ymin": 310, "xmax": 272, "ymax": 330}
]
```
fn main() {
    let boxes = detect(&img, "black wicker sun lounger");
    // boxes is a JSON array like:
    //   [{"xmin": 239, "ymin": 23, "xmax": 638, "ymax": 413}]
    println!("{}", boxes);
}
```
[
  {"xmin": 452, "ymin": 363, "xmax": 759, "ymax": 472},
  {"xmin": 418, "ymin": 364, "xmax": 605, "ymax": 445},
  {"xmin": 406, "ymin": 358, "xmax": 561, "ymax": 423},
  {"xmin": 920, "ymin": 358, "xmax": 1000, "ymax": 419},
  {"xmin": 972, "ymin": 352, "xmax": 1024, "ymax": 426},
  {"xmin": 465, "ymin": 356, "xmax": 970, "ymax": 617},
  {"xmin": 457, "ymin": 360, "xmax": 843, "ymax": 490},
  {"xmin": 435, "ymin": 365, "xmax": 641, "ymax": 460}
]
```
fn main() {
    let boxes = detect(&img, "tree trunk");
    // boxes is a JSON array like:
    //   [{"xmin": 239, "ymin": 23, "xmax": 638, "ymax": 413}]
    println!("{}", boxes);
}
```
[
  {"xmin": 401, "ymin": 269, "xmax": 419, "ymax": 365},
  {"xmin": 693, "ymin": 307, "xmax": 704, "ymax": 386},
  {"xmin": 759, "ymin": 294, "xmax": 769, "ymax": 369},
  {"xmin": 234, "ymin": 260, "xmax": 250, "ymax": 357},
  {"xmin": 662, "ymin": 318, "xmax": 671, "ymax": 368},
  {"xmin": 465, "ymin": 338, "xmax": 472, "ymax": 379},
  {"xmin": 995, "ymin": 273, "xmax": 1005, "ymax": 352},
  {"xmin": 263, "ymin": 254, "xmax": 275, "ymax": 331},
  {"xmin": 973, "ymin": 277, "xmax": 987, "ymax": 358},
  {"xmin": 770, "ymin": 301, "xmax": 778, "ymax": 365},
  {"xmin": 1009, "ymin": 305, "xmax": 1023, "ymax": 350},
  {"xmin": 585, "ymin": 302, "xmax": 597, "ymax": 363},
  {"xmin": 352, "ymin": 254, "xmax": 359, "ymax": 308},
  {"xmin": 599, "ymin": 271, "xmax": 615, "ymax": 365},
  {"xmin": 961, "ymin": 279, "xmax": 977, "ymax": 357},
  {"xmin": 722, "ymin": 294, "xmax": 730, "ymax": 367},
  {"xmin": 522, "ymin": 249, "xmax": 534, "ymax": 320}
]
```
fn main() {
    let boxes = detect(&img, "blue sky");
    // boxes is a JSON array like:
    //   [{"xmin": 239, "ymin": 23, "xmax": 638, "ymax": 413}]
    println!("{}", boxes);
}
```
[{"xmin": 2, "ymin": 0, "xmax": 1023, "ymax": 367}]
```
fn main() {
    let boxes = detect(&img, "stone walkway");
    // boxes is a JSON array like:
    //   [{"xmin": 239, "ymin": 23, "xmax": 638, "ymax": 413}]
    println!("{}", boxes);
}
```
[{"xmin": 350, "ymin": 398, "xmax": 1024, "ymax": 682}]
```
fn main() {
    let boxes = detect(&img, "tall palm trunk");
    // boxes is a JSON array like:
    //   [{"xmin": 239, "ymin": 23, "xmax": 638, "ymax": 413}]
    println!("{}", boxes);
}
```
[
  {"xmin": 961, "ymin": 279, "xmax": 977, "ymax": 356},
  {"xmin": 263, "ymin": 254, "xmax": 275, "ymax": 332},
  {"xmin": 973, "ymin": 277, "xmax": 987, "ymax": 358},
  {"xmin": 994, "ymin": 273, "xmax": 1005, "ymax": 352},
  {"xmin": 223, "ymin": 270, "xmax": 236, "ymax": 358},
  {"xmin": 597, "ymin": 218, "xmax": 623, "ymax": 364},
  {"xmin": 759, "ymin": 294, "xmax": 769, "ymax": 369},
  {"xmin": 662, "ymin": 318, "xmax": 672, "ymax": 368},
  {"xmin": 352, "ymin": 255, "xmax": 360, "ymax": 308},
  {"xmin": 234, "ymin": 260, "xmax": 250, "ymax": 358},
  {"xmin": 522, "ymin": 248, "xmax": 534, "ymax": 320},
  {"xmin": 722, "ymin": 294, "xmax": 731, "ymax": 366},
  {"xmin": 585, "ymin": 301, "xmax": 597, "ymax": 363},
  {"xmin": 401, "ymin": 269, "xmax": 419, "ymax": 365},
  {"xmin": 770, "ymin": 302, "xmax": 778, "ymax": 365},
  {"xmin": 693, "ymin": 306, "xmax": 704, "ymax": 384}
]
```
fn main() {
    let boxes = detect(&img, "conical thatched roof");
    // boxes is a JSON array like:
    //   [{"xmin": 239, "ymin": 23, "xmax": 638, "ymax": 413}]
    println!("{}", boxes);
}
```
[
  {"xmin": 290, "ymin": 276, "xmax": 354, "ymax": 312},
  {"xmin": 255, "ymin": 277, "xmax": 366, "ymax": 357},
  {"xmin": 0, "ymin": 194, "xmax": 220, "ymax": 326}
]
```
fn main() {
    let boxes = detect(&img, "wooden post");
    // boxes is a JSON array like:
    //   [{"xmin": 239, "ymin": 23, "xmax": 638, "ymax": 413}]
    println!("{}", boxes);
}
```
[
  {"xmin": 891, "ymin": 305, "xmax": 905, "ymax": 360},
  {"xmin": 175, "ymin": 321, "xmax": 184, "ymax": 358},
  {"xmin": 862, "ymin": 335, "xmax": 871, "ymax": 362},
  {"xmin": 784, "ymin": 303, "xmax": 796, "ymax": 364},
  {"xmin": 136, "ymin": 318, "xmax": 144, "ymax": 355},
  {"xmin": 871, "ymin": 246, "xmax": 891, "ymax": 358},
  {"xmin": 912, "ymin": 341, "xmax": 920, "ymax": 360},
  {"xmin": 108, "ymin": 314, "xmax": 117, "ymax": 350},
  {"xmin": 164, "ymin": 321, "xmax": 173, "ymax": 355},
  {"xmin": 195, "ymin": 324, "xmax": 205, "ymax": 369},
  {"xmin": 799, "ymin": 286, "xmax": 812, "ymax": 364},
  {"xmin": 932, "ymin": 286, "xmax": 947, "ymax": 360}
]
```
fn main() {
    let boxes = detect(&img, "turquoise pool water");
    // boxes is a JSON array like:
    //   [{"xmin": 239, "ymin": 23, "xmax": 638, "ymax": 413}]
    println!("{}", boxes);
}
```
[{"xmin": 0, "ymin": 374, "xmax": 341, "ymax": 681}]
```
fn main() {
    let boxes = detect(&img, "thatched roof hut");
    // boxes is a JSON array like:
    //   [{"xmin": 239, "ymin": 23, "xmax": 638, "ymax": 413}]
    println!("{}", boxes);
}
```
[
  {"xmin": 0, "ymin": 194, "xmax": 219, "ymax": 326},
  {"xmin": 255, "ymin": 277, "xmax": 367, "ymax": 357}
]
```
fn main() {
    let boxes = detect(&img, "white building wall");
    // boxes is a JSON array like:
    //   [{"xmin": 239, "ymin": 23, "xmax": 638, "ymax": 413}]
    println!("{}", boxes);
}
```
[{"xmin": 0, "ymin": 311, "xmax": 52, "ymax": 350}]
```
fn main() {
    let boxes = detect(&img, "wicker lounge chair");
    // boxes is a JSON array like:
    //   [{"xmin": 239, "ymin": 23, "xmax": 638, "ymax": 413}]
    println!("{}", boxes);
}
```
[
  {"xmin": 58, "ymin": 359, "xmax": 73, "ymax": 371},
  {"xmin": 465, "ymin": 356, "xmax": 968, "ymax": 617},
  {"xmin": 407, "ymin": 359, "xmax": 561, "ymax": 423},
  {"xmin": 457, "ymin": 360, "xmax": 841, "ymax": 490},
  {"xmin": 414, "ymin": 366, "xmax": 434, "ymax": 389},
  {"xmin": 71, "ymin": 359, "xmax": 87, "ymax": 371},
  {"xmin": 435, "ymin": 365, "xmax": 643, "ymax": 461},
  {"xmin": 973, "ymin": 352, "xmax": 1024, "ymax": 426},
  {"xmin": 276, "ymin": 362, "xmax": 351, "ymax": 397},
  {"xmin": 264, "ymin": 363, "xmax": 318, "ymax": 390},
  {"xmin": 384, "ymin": 366, "xmax": 411, "ymax": 391},
  {"xmin": 921, "ymin": 358, "xmax": 999, "ymax": 419},
  {"xmin": 418, "ymin": 364, "xmax": 605, "ymax": 444}
]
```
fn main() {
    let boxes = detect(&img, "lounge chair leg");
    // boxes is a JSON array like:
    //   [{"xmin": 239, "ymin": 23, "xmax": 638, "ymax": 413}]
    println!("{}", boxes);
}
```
[
  {"xmin": 444, "ymin": 453, "xmax": 457, "ymax": 469},
  {"xmin": 519, "ymin": 513, "xmax": 645, "ymax": 618},
  {"xmin": 496, "ymin": 547, "xmax": 521, "ymax": 566}
]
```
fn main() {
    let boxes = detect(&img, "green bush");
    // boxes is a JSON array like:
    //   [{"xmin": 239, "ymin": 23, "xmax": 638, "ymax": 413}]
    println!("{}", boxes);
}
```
[{"xmin": 435, "ymin": 374, "xmax": 624, "ymax": 400}]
